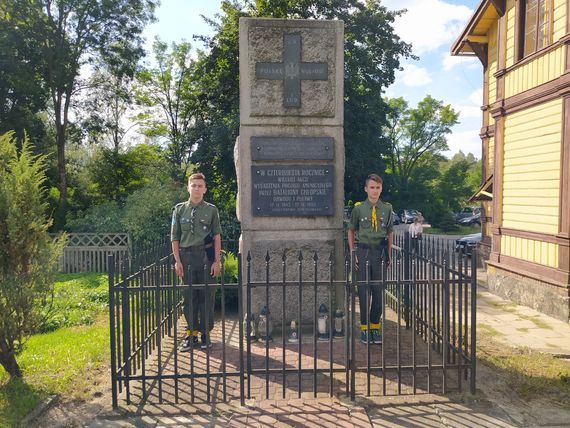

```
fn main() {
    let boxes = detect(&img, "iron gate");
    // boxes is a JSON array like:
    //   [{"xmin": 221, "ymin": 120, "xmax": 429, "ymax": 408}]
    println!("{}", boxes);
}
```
[{"xmin": 108, "ymin": 233, "xmax": 477, "ymax": 408}]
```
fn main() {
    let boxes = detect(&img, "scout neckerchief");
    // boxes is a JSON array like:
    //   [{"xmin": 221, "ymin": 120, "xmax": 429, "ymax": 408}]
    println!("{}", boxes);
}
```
[{"xmin": 371, "ymin": 204, "xmax": 378, "ymax": 232}]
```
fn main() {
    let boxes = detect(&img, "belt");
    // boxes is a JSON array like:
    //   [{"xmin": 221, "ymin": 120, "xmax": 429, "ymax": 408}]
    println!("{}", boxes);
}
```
[
  {"xmin": 357, "ymin": 240, "xmax": 387, "ymax": 250},
  {"xmin": 180, "ymin": 244, "xmax": 208, "ymax": 252}
]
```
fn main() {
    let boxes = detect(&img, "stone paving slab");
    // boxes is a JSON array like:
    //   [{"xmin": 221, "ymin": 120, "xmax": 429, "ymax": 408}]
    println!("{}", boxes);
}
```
[{"xmin": 476, "ymin": 283, "xmax": 570, "ymax": 356}]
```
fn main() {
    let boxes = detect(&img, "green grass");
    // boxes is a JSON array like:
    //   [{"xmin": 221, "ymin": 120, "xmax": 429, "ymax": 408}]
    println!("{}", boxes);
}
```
[
  {"xmin": 478, "ymin": 323, "xmax": 502, "ymax": 338},
  {"xmin": 39, "ymin": 273, "xmax": 108, "ymax": 332},
  {"xmin": 0, "ymin": 273, "xmax": 109, "ymax": 427},
  {"xmin": 478, "ymin": 331, "xmax": 570, "ymax": 404},
  {"xmin": 424, "ymin": 225, "xmax": 481, "ymax": 235}
]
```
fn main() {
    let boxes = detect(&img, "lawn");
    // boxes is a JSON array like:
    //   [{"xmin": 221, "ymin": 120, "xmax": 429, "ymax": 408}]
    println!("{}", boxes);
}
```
[
  {"xmin": 0, "ymin": 273, "xmax": 109, "ymax": 427},
  {"xmin": 423, "ymin": 225, "xmax": 481, "ymax": 235}
]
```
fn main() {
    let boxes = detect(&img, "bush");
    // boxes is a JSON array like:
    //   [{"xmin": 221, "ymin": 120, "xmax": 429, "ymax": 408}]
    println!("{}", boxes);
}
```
[{"xmin": 0, "ymin": 132, "xmax": 65, "ymax": 377}]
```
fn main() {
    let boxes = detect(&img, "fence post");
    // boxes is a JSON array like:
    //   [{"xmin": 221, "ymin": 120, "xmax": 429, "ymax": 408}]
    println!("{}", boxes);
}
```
[
  {"xmin": 403, "ymin": 231, "xmax": 411, "ymax": 328},
  {"xmin": 108, "ymin": 254, "xmax": 118, "ymax": 409},
  {"xmin": 121, "ymin": 257, "xmax": 131, "ymax": 404},
  {"xmin": 470, "ymin": 250, "xmax": 477, "ymax": 394}
]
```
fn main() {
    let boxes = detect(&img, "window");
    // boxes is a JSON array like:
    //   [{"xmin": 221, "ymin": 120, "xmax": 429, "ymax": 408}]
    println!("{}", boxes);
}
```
[{"xmin": 519, "ymin": 0, "xmax": 552, "ymax": 59}]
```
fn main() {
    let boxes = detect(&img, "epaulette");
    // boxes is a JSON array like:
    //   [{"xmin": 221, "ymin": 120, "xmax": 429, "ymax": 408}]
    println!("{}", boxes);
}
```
[{"xmin": 172, "ymin": 202, "xmax": 185, "ymax": 211}]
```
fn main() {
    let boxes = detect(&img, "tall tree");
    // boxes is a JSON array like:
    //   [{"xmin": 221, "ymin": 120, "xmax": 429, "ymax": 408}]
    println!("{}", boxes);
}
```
[
  {"xmin": 0, "ymin": 132, "xmax": 65, "ymax": 377},
  {"xmin": 136, "ymin": 40, "xmax": 197, "ymax": 181},
  {"xmin": 4, "ymin": 0, "xmax": 157, "ymax": 228},
  {"xmin": 190, "ymin": 0, "xmax": 413, "ymax": 207},
  {"xmin": 384, "ymin": 95, "xmax": 459, "ymax": 203},
  {"xmin": 79, "ymin": 68, "xmax": 137, "ymax": 152},
  {"xmin": 0, "ymin": 5, "xmax": 48, "ymax": 145}
]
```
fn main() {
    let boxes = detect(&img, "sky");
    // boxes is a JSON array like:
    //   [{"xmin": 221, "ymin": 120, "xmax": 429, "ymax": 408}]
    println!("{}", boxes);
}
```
[{"xmin": 144, "ymin": 0, "xmax": 483, "ymax": 158}]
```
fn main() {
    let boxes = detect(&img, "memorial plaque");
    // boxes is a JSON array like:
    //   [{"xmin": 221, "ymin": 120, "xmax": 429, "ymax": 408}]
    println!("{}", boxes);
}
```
[
  {"xmin": 252, "ymin": 165, "xmax": 334, "ymax": 216},
  {"xmin": 251, "ymin": 136, "xmax": 334, "ymax": 161}
]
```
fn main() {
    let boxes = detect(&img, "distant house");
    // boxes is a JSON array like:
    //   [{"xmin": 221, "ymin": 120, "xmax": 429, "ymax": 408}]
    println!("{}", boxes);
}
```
[{"xmin": 451, "ymin": 0, "xmax": 569, "ymax": 321}]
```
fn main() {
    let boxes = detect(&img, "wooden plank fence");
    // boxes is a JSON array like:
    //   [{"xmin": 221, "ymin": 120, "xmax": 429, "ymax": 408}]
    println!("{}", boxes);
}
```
[{"xmin": 57, "ymin": 233, "xmax": 130, "ymax": 274}]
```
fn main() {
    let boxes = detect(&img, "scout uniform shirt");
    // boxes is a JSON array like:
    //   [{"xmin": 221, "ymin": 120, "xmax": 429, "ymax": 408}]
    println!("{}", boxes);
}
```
[
  {"xmin": 171, "ymin": 200, "xmax": 221, "ymax": 247},
  {"xmin": 349, "ymin": 200, "xmax": 393, "ymax": 247}
]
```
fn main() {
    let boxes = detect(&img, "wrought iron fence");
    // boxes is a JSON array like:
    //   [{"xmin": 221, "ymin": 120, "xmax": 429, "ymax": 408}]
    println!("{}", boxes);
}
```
[{"xmin": 108, "ymin": 232, "xmax": 476, "ymax": 408}]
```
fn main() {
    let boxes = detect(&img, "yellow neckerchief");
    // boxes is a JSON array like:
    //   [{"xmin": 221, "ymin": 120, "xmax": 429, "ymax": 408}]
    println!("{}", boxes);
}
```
[{"xmin": 369, "ymin": 200, "xmax": 379, "ymax": 232}]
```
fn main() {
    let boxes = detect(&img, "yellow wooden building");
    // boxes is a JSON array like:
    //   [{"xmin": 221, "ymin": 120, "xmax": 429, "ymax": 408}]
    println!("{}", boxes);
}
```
[{"xmin": 452, "ymin": 0, "xmax": 570, "ymax": 321}]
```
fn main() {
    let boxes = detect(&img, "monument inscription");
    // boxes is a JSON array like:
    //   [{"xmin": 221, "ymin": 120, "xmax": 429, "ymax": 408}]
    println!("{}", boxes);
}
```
[
  {"xmin": 251, "ymin": 165, "xmax": 334, "ymax": 216},
  {"xmin": 255, "ymin": 34, "xmax": 328, "ymax": 107},
  {"xmin": 251, "ymin": 136, "xmax": 334, "ymax": 161}
]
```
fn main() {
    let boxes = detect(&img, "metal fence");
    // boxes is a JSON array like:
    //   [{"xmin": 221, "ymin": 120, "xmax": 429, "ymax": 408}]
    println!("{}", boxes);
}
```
[{"xmin": 108, "ymin": 232, "xmax": 476, "ymax": 408}]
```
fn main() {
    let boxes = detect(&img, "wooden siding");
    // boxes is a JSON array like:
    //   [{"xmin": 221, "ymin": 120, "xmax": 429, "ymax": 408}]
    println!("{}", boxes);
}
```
[
  {"xmin": 488, "ymin": 135, "xmax": 495, "ymax": 172},
  {"xmin": 505, "ymin": 0, "xmax": 516, "ymax": 68},
  {"xmin": 502, "ymin": 99, "xmax": 562, "ymax": 234},
  {"xmin": 552, "ymin": 0, "xmax": 567, "ymax": 41},
  {"xmin": 501, "ymin": 235, "xmax": 559, "ymax": 267},
  {"xmin": 488, "ymin": 24, "xmax": 498, "ymax": 105},
  {"xmin": 504, "ymin": 45, "xmax": 565, "ymax": 98}
]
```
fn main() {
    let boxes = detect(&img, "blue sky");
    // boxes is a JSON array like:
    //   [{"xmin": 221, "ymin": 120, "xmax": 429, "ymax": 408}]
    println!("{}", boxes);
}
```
[{"xmin": 144, "ymin": 0, "xmax": 483, "ymax": 158}]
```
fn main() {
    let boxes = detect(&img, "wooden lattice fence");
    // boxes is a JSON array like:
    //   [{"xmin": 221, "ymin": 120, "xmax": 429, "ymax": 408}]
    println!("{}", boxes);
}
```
[{"xmin": 58, "ymin": 233, "xmax": 130, "ymax": 273}]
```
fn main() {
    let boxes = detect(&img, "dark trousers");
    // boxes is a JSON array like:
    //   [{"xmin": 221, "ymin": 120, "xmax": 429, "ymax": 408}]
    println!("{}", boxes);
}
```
[
  {"xmin": 355, "ymin": 245, "xmax": 388, "ymax": 327},
  {"xmin": 180, "ymin": 249, "xmax": 215, "ymax": 334}
]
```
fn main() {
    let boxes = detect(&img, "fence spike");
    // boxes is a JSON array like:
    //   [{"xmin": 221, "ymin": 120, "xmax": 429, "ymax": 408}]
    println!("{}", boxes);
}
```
[
  {"xmin": 282, "ymin": 250, "xmax": 287, "ymax": 262},
  {"xmin": 298, "ymin": 250, "xmax": 303, "ymax": 261},
  {"xmin": 329, "ymin": 251, "xmax": 334, "ymax": 263},
  {"xmin": 265, "ymin": 250, "xmax": 271, "ymax": 262},
  {"xmin": 247, "ymin": 251, "xmax": 252, "ymax": 262},
  {"xmin": 313, "ymin": 251, "xmax": 319, "ymax": 262}
]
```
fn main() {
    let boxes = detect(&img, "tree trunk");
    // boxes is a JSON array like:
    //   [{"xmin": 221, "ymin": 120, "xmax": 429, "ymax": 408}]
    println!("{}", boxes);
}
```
[
  {"xmin": 0, "ymin": 348, "xmax": 22, "ymax": 378},
  {"xmin": 55, "ymin": 122, "xmax": 67, "ymax": 229}
]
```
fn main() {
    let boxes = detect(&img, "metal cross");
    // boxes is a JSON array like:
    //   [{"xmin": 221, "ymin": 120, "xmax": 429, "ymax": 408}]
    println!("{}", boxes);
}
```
[{"xmin": 255, "ymin": 34, "xmax": 328, "ymax": 108}]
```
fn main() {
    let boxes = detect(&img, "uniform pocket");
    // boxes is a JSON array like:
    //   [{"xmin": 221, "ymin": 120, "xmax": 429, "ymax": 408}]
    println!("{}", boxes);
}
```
[
  {"xmin": 360, "ymin": 218, "xmax": 372, "ymax": 229},
  {"xmin": 180, "ymin": 219, "xmax": 191, "ymax": 230},
  {"xmin": 199, "ymin": 219, "xmax": 211, "ymax": 234}
]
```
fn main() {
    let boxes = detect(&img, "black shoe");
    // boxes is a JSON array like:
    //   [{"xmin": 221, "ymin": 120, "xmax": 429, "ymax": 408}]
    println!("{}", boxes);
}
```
[
  {"xmin": 201, "ymin": 333, "xmax": 212, "ymax": 350},
  {"xmin": 180, "ymin": 335, "xmax": 198, "ymax": 352}
]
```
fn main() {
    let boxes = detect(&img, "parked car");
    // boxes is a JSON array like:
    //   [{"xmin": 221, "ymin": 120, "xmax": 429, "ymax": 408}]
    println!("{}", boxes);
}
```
[
  {"xmin": 455, "ymin": 233, "xmax": 482, "ymax": 255},
  {"xmin": 392, "ymin": 211, "xmax": 401, "ymax": 225},
  {"xmin": 458, "ymin": 212, "xmax": 481, "ymax": 226},
  {"xmin": 454, "ymin": 207, "xmax": 481, "ymax": 222},
  {"xmin": 398, "ymin": 209, "xmax": 419, "ymax": 224}
]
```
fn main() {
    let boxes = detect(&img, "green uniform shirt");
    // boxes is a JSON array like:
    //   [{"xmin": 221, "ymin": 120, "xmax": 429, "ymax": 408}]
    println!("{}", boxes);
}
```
[
  {"xmin": 170, "ymin": 200, "xmax": 221, "ymax": 247},
  {"xmin": 349, "ymin": 199, "xmax": 393, "ymax": 246}
]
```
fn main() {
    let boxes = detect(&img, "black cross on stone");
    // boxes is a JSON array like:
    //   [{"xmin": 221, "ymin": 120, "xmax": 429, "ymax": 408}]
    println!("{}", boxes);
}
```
[{"xmin": 255, "ymin": 34, "xmax": 328, "ymax": 108}]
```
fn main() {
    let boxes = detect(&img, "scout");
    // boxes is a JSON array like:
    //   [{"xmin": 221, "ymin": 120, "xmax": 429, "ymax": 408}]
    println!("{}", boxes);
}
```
[
  {"xmin": 171, "ymin": 172, "xmax": 222, "ymax": 351},
  {"xmin": 347, "ymin": 173, "xmax": 393, "ymax": 344}
]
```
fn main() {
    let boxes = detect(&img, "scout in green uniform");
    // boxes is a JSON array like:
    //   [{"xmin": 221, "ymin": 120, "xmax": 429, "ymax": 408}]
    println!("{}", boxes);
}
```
[
  {"xmin": 347, "ymin": 174, "xmax": 393, "ymax": 344},
  {"xmin": 171, "ymin": 172, "xmax": 222, "ymax": 351}
]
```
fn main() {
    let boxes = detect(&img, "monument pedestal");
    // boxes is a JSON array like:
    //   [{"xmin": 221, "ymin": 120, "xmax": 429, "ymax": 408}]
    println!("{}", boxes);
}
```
[{"xmin": 237, "ymin": 18, "xmax": 344, "ymax": 324}]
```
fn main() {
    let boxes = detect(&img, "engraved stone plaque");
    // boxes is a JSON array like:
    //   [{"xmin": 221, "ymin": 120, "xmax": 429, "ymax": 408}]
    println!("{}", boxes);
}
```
[
  {"xmin": 251, "ymin": 165, "xmax": 334, "ymax": 216},
  {"xmin": 251, "ymin": 136, "xmax": 334, "ymax": 161}
]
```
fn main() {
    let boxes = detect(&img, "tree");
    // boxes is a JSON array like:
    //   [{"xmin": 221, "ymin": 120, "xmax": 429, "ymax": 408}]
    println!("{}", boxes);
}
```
[
  {"xmin": 0, "ymin": 6, "xmax": 48, "ymax": 146},
  {"xmin": 79, "ymin": 67, "xmax": 137, "ymax": 151},
  {"xmin": 136, "ymin": 40, "xmax": 197, "ymax": 182},
  {"xmin": 384, "ymin": 95, "xmax": 459, "ymax": 205},
  {"xmin": 3, "ymin": 0, "xmax": 157, "ymax": 228},
  {"xmin": 0, "ymin": 132, "xmax": 65, "ymax": 377},
  {"xmin": 189, "ymin": 0, "xmax": 413, "ymax": 207}
]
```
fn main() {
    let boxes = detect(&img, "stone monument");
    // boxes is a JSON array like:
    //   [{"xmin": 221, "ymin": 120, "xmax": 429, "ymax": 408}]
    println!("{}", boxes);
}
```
[{"xmin": 236, "ymin": 18, "xmax": 344, "ymax": 324}]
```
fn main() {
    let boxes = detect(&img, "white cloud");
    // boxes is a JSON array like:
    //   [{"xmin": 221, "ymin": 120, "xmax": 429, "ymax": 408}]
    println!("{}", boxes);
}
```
[
  {"xmin": 453, "ymin": 105, "xmax": 481, "ymax": 119},
  {"xmin": 398, "ymin": 63, "xmax": 432, "ymax": 87},
  {"xmin": 445, "ymin": 130, "xmax": 481, "ymax": 158},
  {"xmin": 468, "ymin": 88, "xmax": 483, "ymax": 105},
  {"xmin": 442, "ymin": 53, "xmax": 479, "ymax": 72},
  {"xmin": 384, "ymin": 0, "xmax": 473, "ymax": 55}
]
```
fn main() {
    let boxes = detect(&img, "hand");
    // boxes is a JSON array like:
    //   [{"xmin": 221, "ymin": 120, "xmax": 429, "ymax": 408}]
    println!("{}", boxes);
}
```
[
  {"xmin": 211, "ymin": 260, "xmax": 221, "ymax": 277},
  {"xmin": 353, "ymin": 253, "xmax": 359, "ymax": 271},
  {"xmin": 386, "ymin": 256, "xmax": 392, "ymax": 267},
  {"xmin": 175, "ymin": 261, "xmax": 184, "ymax": 278}
]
